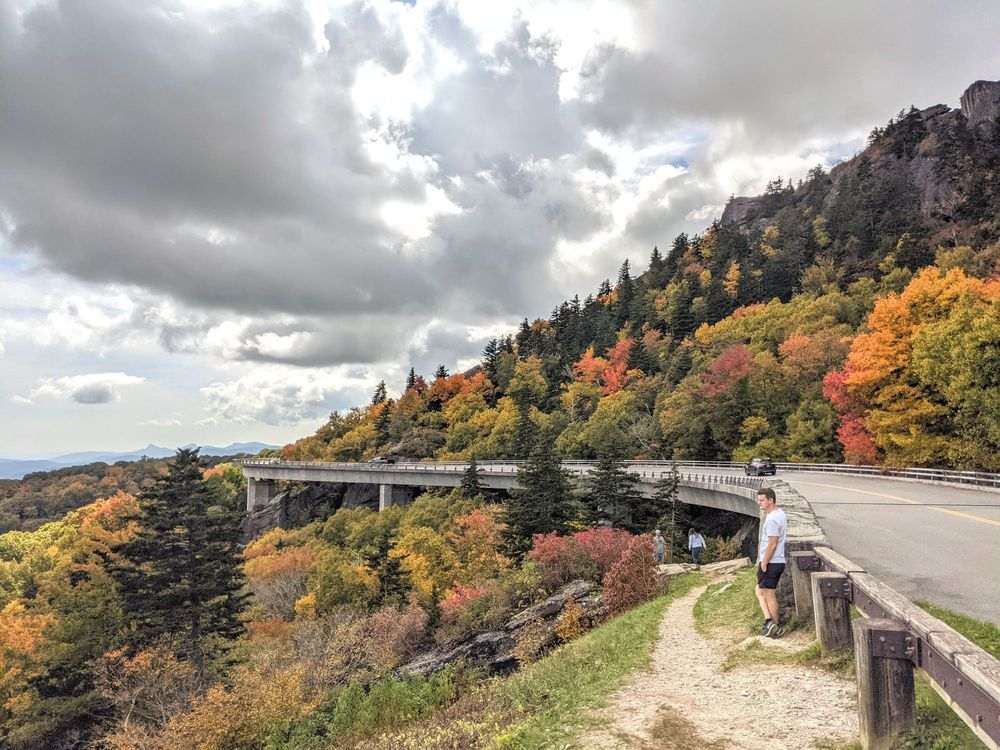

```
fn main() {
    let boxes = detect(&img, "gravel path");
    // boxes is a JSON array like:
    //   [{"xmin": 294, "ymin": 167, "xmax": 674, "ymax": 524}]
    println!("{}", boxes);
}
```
[{"xmin": 580, "ymin": 583, "xmax": 858, "ymax": 749}]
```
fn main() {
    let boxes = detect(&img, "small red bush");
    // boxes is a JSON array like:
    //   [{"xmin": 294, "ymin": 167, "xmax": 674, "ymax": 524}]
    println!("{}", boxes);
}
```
[
  {"xmin": 528, "ymin": 528, "xmax": 635, "ymax": 590},
  {"xmin": 602, "ymin": 534, "xmax": 660, "ymax": 615},
  {"xmin": 439, "ymin": 584, "xmax": 485, "ymax": 626}
]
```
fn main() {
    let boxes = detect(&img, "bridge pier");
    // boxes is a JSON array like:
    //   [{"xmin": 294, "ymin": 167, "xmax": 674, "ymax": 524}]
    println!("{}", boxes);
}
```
[
  {"xmin": 379, "ymin": 483, "xmax": 393, "ymax": 512},
  {"xmin": 247, "ymin": 478, "xmax": 277, "ymax": 513}
]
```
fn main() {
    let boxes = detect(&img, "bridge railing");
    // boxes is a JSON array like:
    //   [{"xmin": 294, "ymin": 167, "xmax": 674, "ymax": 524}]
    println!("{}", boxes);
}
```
[
  {"xmin": 240, "ymin": 458, "xmax": 1000, "ymax": 489},
  {"xmin": 238, "ymin": 459, "xmax": 766, "ymax": 490},
  {"xmin": 794, "ymin": 546, "xmax": 1000, "ymax": 748}
]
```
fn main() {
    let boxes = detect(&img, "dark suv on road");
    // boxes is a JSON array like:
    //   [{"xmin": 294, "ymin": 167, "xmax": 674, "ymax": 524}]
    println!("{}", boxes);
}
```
[{"xmin": 745, "ymin": 457, "xmax": 777, "ymax": 476}]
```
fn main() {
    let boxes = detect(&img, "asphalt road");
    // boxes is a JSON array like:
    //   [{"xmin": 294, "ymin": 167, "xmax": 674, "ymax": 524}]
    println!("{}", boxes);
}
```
[{"xmin": 766, "ymin": 472, "xmax": 1000, "ymax": 625}]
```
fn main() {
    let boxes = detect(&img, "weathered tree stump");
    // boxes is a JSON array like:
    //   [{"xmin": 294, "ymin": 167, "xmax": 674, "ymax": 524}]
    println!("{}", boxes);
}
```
[
  {"xmin": 853, "ymin": 618, "xmax": 915, "ymax": 749},
  {"xmin": 812, "ymin": 572, "xmax": 852, "ymax": 654}
]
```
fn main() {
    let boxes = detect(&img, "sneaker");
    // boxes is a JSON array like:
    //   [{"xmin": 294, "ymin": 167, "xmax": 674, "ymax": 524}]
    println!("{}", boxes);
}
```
[
  {"xmin": 760, "ymin": 619, "xmax": 772, "ymax": 636},
  {"xmin": 766, "ymin": 622, "xmax": 784, "ymax": 638}
]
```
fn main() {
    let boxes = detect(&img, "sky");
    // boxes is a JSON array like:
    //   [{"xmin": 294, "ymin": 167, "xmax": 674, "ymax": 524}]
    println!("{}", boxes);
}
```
[{"xmin": 2, "ymin": 0, "xmax": 999, "ymax": 458}]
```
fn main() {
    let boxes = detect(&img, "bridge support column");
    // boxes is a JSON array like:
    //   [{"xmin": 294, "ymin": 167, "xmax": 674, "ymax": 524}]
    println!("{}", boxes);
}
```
[
  {"xmin": 379, "ymin": 483, "xmax": 392, "ymax": 512},
  {"xmin": 246, "ymin": 478, "xmax": 276, "ymax": 513},
  {"xmin": 854, "ymin": 618, "xmax": 915, "ymax": 749}
]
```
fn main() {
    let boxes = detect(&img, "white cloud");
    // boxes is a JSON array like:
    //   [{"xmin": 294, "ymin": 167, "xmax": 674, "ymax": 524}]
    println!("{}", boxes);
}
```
[
  {"xmin": 26, "ymin": 372, "xmax": 146, "ymax": 405},
  {"xmin": 200, "ymin": 365, "xmax": 375, "ymax": 426},
  {"xmin": 139, "ymin": 416, "xmax": 182, "ymax": 427}
]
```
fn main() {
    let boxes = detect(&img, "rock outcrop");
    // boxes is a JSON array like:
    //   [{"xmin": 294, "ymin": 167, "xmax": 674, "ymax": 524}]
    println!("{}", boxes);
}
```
[
  {"xmin": 243, "ymin": 481, "xmax": 419, "ymax": 538},
  {"xmin": 399, "ymin": 579, "xmax": 604, "ymax": 677},
  {"xmin": 960, "ymin": 80, "xmax": 1000, "ymax": 129}
]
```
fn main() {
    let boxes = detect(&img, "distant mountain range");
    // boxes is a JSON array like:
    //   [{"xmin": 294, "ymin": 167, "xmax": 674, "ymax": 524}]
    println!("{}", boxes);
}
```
[{"xmin": 0, "ymin": 442, "xmax": 277, "ymax": 480}]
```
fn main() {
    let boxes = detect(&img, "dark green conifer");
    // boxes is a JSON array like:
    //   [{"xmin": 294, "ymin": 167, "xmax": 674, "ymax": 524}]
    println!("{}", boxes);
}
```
[
  {"xmin": 405, "ymin": 367, "xmax": 417, "ymax": 391},
  {"xmin": 374, "ymin": 399, "xmax": 392, "ymax": 446},
  {"xmin": 461, "ymin": 457, "xmax": 485, "ymax": 498},
  {"xmin": 504, "ymin": 430, "xmax": 575, "ymax": 554},
  {"xmin": 434, "ymin": 364, "xmax": 449, "ymax": 379},
  {"xmin": 371, "ymin": 379, "xmax": 387, "ymax": 405},
  {"xmin": 111, "ymin": 449, "xmax": 247, "ymax": 678},
  {"xmin": 513, "ymin": 396, "xmax": 535, "ymax": 459},
  {"xmin": 583, "ymin": 449, "xmax": 642, "ymax": 531}
]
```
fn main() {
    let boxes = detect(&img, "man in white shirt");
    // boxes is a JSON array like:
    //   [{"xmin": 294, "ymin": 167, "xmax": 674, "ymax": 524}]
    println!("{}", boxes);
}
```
[{"xmin": 755, "ymin": 487, "xmax": 787, "ymax": 637}]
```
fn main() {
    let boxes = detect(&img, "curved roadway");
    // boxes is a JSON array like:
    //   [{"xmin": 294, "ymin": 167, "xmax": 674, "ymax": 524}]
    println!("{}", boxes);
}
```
[{"xmin": 701, "ymin": 468, "xmax": 1000, "ymax": 625}]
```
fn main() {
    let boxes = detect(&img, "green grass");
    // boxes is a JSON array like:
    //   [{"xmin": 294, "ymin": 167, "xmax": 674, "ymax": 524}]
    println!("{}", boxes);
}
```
[
  {"xmin": 692, "ymin": 567, "xmax": 762, "ymax": 638},
  {"xmin": 492, "ymin": 572, "xmax": 705, "ymax": 749}
]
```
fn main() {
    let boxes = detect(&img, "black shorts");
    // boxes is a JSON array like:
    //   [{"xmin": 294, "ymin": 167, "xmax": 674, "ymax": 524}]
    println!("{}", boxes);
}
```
[{"xmin": 757, "ymin": 562, "xmax": 786, "ymax": 589}]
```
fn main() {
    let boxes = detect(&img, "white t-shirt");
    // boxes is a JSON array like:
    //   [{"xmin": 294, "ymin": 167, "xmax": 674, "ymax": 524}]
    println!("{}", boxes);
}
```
[
  {"xmin": 688, "ymin": 532, "xmax": 705, "ymax": 550},
  {"xmin": 758, "ymin": 508, "xmax": 787, "ymax": 564}
]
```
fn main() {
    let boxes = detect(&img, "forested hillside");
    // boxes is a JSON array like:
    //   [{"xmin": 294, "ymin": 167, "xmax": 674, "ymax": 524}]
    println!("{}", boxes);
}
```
[
  {"xmin": 285, "ymin": 83, "xmax": 1000, "ymax": 471},
  {"xmin": 0, "ymin": 457, "xmax": 246, "ymax": 533}
]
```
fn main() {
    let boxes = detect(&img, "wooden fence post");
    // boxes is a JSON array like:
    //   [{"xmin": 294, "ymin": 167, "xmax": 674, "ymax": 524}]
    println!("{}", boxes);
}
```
[
  {"xmin": 853, "ymin": 618, "xmax": 915, "ymax": 749},
  {"xmin": 812, "ymin": 572, "xmax": 852, "ymax": 654},
  {"xmin": 789, "ymin": 550, "xmax": 816, "ymax": 622}
]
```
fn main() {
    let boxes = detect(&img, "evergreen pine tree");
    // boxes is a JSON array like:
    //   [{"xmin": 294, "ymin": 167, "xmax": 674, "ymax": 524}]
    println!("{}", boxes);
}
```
[
  {"xmin": 461, "ymin": 457, "xmax": 485, "ymax": 498},
  {"xmin": 371, "ymin": 379, "xmax": 387, "ymax": 405},
  {"xmin": 648, "ymin": 245, "xmax": 665, "ymax": 286},
  {"xmin": 434, "ymin": 365, "xmax": 449, "ymax": 379},
  {"xmin": 505, "ymin": 431, "xmax": 576, "ymax": 554},
  {"xmin": 584, "ymin": 450, "xmax": 643, "ymax": 531},
  {"xmin": 513, "ymin": 396, "xmax": 535, "ymax": 459},
  {"xmin": 405, "ymin": 367, "xmax": 418, "ymax": 391},
  {"xmin": 374, "ymin": 399, "xmax": 392, "ymax": 446},
  {"xmin": 616, "ymin": 259, "xmax": 634, "ymax": 328},
  {"xmin": 111, "ymin": 449, "xmax": 247, "ymax": 677}
]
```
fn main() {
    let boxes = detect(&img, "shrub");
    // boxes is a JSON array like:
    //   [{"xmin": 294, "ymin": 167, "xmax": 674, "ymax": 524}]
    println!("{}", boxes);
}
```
[
  {"xmin": 555, "ymin": 600, "xmax": 586, "ymax": 643},
  {"xmin": 512, "ymin": 620, "xmax": 552, "ymax": 665},
  {"xmin": 528, "ymin": 528, "xmax": 634, "ymax": 591},
  {"xmin": 602, "ymin": 535, "xmax": 660, "ymax": 615},
  {"xmin": 156, "ymin": 664, "xmax": 313, "ymax": 750},
  {"xmin": 365, "ymin": 598, "xmax": 429, "ymax": 670},
  {"xmin": 702, "ymin": 535, "xmax": 741, "ymax": 563}
]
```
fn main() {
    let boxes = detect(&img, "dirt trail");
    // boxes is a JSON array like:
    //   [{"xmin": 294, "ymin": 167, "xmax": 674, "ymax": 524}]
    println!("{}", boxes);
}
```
[{"xmin": 579, "ymin": 582, "xmax": 858, "ymax": 749}]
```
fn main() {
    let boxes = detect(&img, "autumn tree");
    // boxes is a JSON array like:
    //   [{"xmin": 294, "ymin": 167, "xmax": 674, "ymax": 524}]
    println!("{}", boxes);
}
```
[{"xmin": 111, "ymin": 449, "xmax": 248, "ymax": 679}]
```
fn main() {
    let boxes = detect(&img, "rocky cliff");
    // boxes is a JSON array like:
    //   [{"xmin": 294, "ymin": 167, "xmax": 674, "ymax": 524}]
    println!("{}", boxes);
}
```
[{"xmin": 721, "ymin": 80, "xmax": 1000, "ymax": 253}]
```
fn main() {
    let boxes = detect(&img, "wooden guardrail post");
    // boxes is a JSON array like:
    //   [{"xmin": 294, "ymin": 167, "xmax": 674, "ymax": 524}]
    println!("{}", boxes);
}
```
[
  {"xmin": 853, "ymin": 618, "xmax": 915, "ymax": 749},
  {"xmin": 812, "ymin": 572, "xmax": 852, "ymax": 654},
  {"xmin": 790, "ymin": 550, "xmax": 818, "ymax": 622}
]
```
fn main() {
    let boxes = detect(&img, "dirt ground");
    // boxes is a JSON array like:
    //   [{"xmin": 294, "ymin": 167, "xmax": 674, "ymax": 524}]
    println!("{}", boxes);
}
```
[{"xmin": 578, "ymin": 582, "xmax": 858, "ymax": 749}]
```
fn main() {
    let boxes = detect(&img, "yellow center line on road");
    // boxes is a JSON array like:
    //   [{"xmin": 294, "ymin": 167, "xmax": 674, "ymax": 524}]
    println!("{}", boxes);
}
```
[{"xmin": 790, "ymin": 479, "xmax": 1000, "ymax": 529}]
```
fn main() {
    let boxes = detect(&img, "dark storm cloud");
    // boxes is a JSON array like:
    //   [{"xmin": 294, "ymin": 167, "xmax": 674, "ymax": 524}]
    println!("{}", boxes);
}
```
[
  {"xmin": 71, "ymin": 383, "xmax": 116, "ymax": 404},
  {"xmin": 0, "ymin": 0, "xmax": 432, "ymax": 317}
]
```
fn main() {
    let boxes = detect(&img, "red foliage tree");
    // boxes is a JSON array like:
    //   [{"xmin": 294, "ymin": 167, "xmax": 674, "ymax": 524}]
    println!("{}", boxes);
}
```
[{"xmin": 602, "ymin": 534, "xmax": 659, "ymax": 615}]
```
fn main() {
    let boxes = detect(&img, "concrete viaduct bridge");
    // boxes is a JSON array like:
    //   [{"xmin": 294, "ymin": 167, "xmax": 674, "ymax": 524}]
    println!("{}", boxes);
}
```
[{"xmin": 240, "ymin": 458, "xmax": 774, "ymax": 521}]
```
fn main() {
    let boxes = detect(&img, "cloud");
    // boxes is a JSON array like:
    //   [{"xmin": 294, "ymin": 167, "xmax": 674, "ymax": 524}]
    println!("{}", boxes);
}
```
[
  {"xmin": 27, "ymin": 372, "xmax": 145, "ymax": 405},
  {"xmin": 200, "ymin": 366, "xmax": 375, "ymax": 426},
  {"xmin": 139, "ymin": 417, "xmax": 182, "ymax": 427},
  {"xmin": 3, "ymin": 0, "xmax": 1000, "ymax": 451}
]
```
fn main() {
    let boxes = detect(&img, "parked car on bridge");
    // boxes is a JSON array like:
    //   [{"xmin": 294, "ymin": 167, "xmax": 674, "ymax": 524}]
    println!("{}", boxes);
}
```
[
  {"xmin": 745, "ymin": 457, "xmax": 777, "ymax": 476},
  {"xmin": 368, "ymin": 455, "xmax": 397, "ymax": 464}
]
